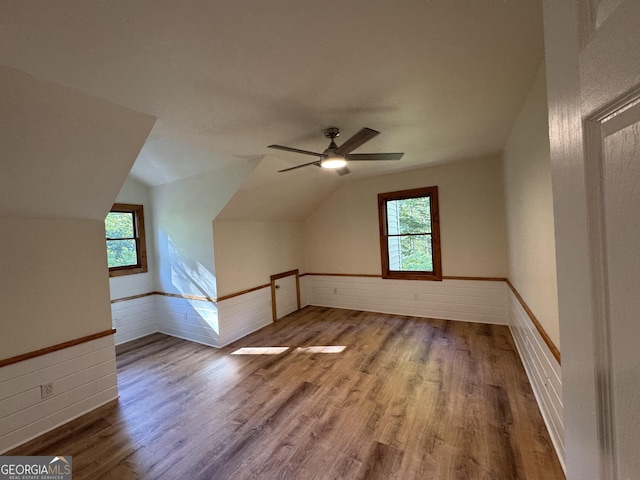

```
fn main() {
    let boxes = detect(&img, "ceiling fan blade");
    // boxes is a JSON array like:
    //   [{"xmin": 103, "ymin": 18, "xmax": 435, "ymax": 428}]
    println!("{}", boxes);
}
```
[
  {"xmin": 268, "ymin": 145, "xmax": 322, "ymax": 157},
  {"xmin": 334, "ymin": 127, "xmax": 379, "ymax": 155},
  {"xmin": 278, "ymin": 160, "xmax": 321, "ymax": 172},
  {"xmin": 336, "ymin": 166, "xmax": 351, "ymax": 176},
  {"xmin": 346, "ymin": 152, "xmax": 404, "ymax": 161}
]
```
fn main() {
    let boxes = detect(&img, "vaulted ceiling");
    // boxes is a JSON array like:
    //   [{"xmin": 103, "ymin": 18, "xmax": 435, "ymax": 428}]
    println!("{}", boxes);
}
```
[{"xmin": 0, "ymin": 1, "xmax": 544, "ymax": 190}]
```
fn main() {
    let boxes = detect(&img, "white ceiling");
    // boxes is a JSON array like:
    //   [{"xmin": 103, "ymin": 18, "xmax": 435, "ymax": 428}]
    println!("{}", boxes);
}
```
[{"xmin": 0, "ymin": 1, "xmax": 543, "ymax": 187}]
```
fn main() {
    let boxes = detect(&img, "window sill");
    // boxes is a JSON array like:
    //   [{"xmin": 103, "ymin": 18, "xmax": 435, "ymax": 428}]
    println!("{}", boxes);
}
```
[
  {"xmin": 382, "ymin": 271, "xmax": 443, "ymax": 281},
  {"xmin": 109, "ymin": 266, "xmax": 148, "ymax": 277}
]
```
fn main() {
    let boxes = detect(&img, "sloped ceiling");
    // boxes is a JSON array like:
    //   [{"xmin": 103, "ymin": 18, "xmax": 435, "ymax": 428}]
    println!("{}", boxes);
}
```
[
  {"xmin": 0, "ymin": 65, "xmax": 155, "ymax": 220},
  {"xmin": 0, "ymin": 1, "xmax": 544, "ymax": 192},
  {"xmin": 215, "ymin": 155, "xmax": 341, "ymax": 221}
]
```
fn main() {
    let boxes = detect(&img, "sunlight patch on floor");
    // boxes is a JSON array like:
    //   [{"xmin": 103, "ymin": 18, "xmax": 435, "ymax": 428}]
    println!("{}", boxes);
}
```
[
  {"xmin": 295, "ymin": 346, "xmax": 347, "ymax": 353},
  {"xmin": 231, "ymin": 345, "xmax": 347, "ymax": 355},
  {"xmin": 231, "ymin": 347, "xmax": 289, "ymax": 355}
]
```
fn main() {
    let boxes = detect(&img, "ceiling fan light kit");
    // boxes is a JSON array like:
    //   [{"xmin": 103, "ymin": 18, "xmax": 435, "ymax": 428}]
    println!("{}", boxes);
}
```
[
  {"xmin": 320, "ymin": 156, "xmax": 347, "ymax": 169},
  {"xmin": 269, "ymin": 127, "xmax": 404, "ymax": 175}
]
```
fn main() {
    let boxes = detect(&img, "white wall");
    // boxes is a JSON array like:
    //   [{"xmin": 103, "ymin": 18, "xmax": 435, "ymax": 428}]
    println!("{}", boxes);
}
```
[
  {"xmin": 508, "ymin": 287, "xmax": 564, "ymax": 469},
  {"xmin": 503, "ymin": 63, "xmax": 560, "ymax": 348},
  {"xmin": 111, "ymin": 295, "xmax": 157, "ymax": 346},
  {"xmin": 304, "ymin": 156, "xmax": 508, "ymax": 277},
  {"xmin": 0, "ymin": 67, "xmax": 154, "ymax": 360},
  {"xmin": 150, "ymin": 161, "xmax": 259, "ymax": 346},
  {"xmin": 109, "ymin": 177, "xmax": 156, "ymax": 300},
  {"xmin": 502, "ymin": 62, "xmax": 564, "ymax": 469},
  {"xmin": 305, "ymin": 275, "xmax": 508, "ymax": 324},
  {"xmin": 0, "ymin": 67, "xmax": 153, "ymax": 452},
  {"xmin": 0, "ymin": 219, "xmax": 114, "ymax": 359},
  {"xmin": 213, "ymin": 221, "xmax": 304, "ymax": 296},
  {"xmin": 217, "ymin": 287, "xmax": 272, "ymax": 346},
  {"xmin": 0, "ymin": 335, "xmax": 117, "ymax": 454},
  {"xmin": 156, "ymin": 295, "xmax": 219, "ymax": 347},
  {"xmin": 152, "ymin": 161, "xmax": 259, "ymax": 299}
]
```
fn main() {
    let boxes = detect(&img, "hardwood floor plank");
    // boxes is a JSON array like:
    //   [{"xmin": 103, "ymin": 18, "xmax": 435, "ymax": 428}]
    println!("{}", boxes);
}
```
[
  {"xmin": 8, "ymin": 306, "xmax": 564, "ymax": 479},
  {"xmin": 356, "ymin": 441, "xmax": 405, "ymax": 480}
]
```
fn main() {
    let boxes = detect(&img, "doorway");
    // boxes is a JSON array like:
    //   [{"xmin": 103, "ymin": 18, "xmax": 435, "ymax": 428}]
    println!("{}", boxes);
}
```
[{"xmin": 270, "ymin": 269, "xmax": 301, "ymax": 321}]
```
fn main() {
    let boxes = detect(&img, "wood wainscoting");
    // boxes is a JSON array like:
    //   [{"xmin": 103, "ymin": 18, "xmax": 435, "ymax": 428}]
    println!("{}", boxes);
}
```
[{"xmin": 9, "ymin": 306, "xmax": 564, "ymax": 479}]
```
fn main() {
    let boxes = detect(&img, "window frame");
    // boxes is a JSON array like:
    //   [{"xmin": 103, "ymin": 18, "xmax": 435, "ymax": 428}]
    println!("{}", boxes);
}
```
[
  {"xmin": 378, "ymin": 186, "xmax": 442, "ymax": 281},
  {"xmin": 106, "ymin": 203, "xmax": 148, "ymax": 277}
]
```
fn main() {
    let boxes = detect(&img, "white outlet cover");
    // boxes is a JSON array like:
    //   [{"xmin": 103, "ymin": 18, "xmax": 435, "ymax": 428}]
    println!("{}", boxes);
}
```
[{"xmin": 41, "ymin": 383, "xmax": 54, "ymax": 399}]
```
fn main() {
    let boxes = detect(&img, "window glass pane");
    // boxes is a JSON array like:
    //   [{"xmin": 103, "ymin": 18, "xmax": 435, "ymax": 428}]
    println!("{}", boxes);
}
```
[
  {"xmin": 388, "ymin": 234, "xmax": 433, "ymax": 271},
  {"xmin": 107, "ymin": 239, "xmax": 138, "ymax": 267},
  {"xmin": 396, "ymin": 196, "xmax": 431, "ymax": 234},
  {"xmin": 105, "ymin": 212, "xmax": 134, "ymax": 239},
  {"xmin": 379, "ymin": 186, "xmax": 440, "ymax": 280}
]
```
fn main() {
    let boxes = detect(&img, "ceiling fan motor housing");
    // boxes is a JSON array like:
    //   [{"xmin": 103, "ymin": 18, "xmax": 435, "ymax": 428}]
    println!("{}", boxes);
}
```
[{"xmin": 324, "ymin": 127, "xmax": 340, "ymax": 139}]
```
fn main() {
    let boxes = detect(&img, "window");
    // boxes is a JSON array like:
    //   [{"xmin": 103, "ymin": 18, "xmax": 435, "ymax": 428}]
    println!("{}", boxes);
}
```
[
  {"xmin": 378, "ymin": 186, "xmax": 442, "ymax": 280},
  {"xmin": 105, "ymin": 203, "xmax": 147, "ymax": 277}
]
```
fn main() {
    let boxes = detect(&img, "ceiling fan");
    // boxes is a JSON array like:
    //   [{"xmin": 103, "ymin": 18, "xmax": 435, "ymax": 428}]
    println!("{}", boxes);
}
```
[{"xmin": 268, "ymin": 127, "xmax": 404, "ymax": 176}]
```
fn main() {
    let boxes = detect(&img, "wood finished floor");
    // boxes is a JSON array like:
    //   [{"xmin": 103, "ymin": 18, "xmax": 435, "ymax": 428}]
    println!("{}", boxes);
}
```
[{"xmin": 10, "ymin": 306, "xmax": 564, "ymax": 479}]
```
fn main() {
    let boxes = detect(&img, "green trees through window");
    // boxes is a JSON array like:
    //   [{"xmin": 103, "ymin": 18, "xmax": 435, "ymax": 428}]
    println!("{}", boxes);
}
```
[
  {"xmin": 378, "ymin": 186, "xmax": 442, "ymax": 281},
  {"xmin": 386, "ymin": 196, "xmax": 433, "ymax": 271},
  {"xmin": 106, "ymin": 211, "xmax": 137, "ymax": 267},
  {"xmin": 105, "ymin": 203, "xmax": 147, "ymax": 276}
]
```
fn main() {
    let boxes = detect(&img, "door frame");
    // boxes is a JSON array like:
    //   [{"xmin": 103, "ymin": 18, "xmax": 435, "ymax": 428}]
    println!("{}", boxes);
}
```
[
  {"xmin": 544, "ymin": 1, "xmax": 640, "ymax": 478},
  {"xmin": 270, "ymin": 269, "xmax": 301, "ymax": 322},
  {"xmin": 584, "ymin": 91, "xmax": 640, "ymax": 479}
]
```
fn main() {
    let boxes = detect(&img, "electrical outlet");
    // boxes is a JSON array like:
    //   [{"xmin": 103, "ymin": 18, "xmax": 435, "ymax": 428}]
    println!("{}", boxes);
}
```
[{"xmin": 41, "ymin": 382, "xmax": 54, "ymax": 399}]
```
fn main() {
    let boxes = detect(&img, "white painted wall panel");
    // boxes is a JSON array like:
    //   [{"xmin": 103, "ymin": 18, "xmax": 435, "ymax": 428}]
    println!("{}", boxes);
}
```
[
  {"xmin": 300, "ymin": 275, "xmax": 310, "ymax": 308},
  {"xmin": 507, "ymin": 289, "xmax": 564, "ymax": 470},
  {"xmin": 305, "ymin": 276, "xmax": 509, "ymax": 325},
  {"xmin": 0, "ymin": 335, "xmax": 118, "ymax": 454},
  {"xmin": 156, "ymin": 296, "xmax": 219, "ymax": 347},
  {"xmin": 217, "ymin": 287, "xmax": 272, "ymax": 347},
  {"xmin": 111, "ymin": 295, "xmax": 158, "ymax": 345}
]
